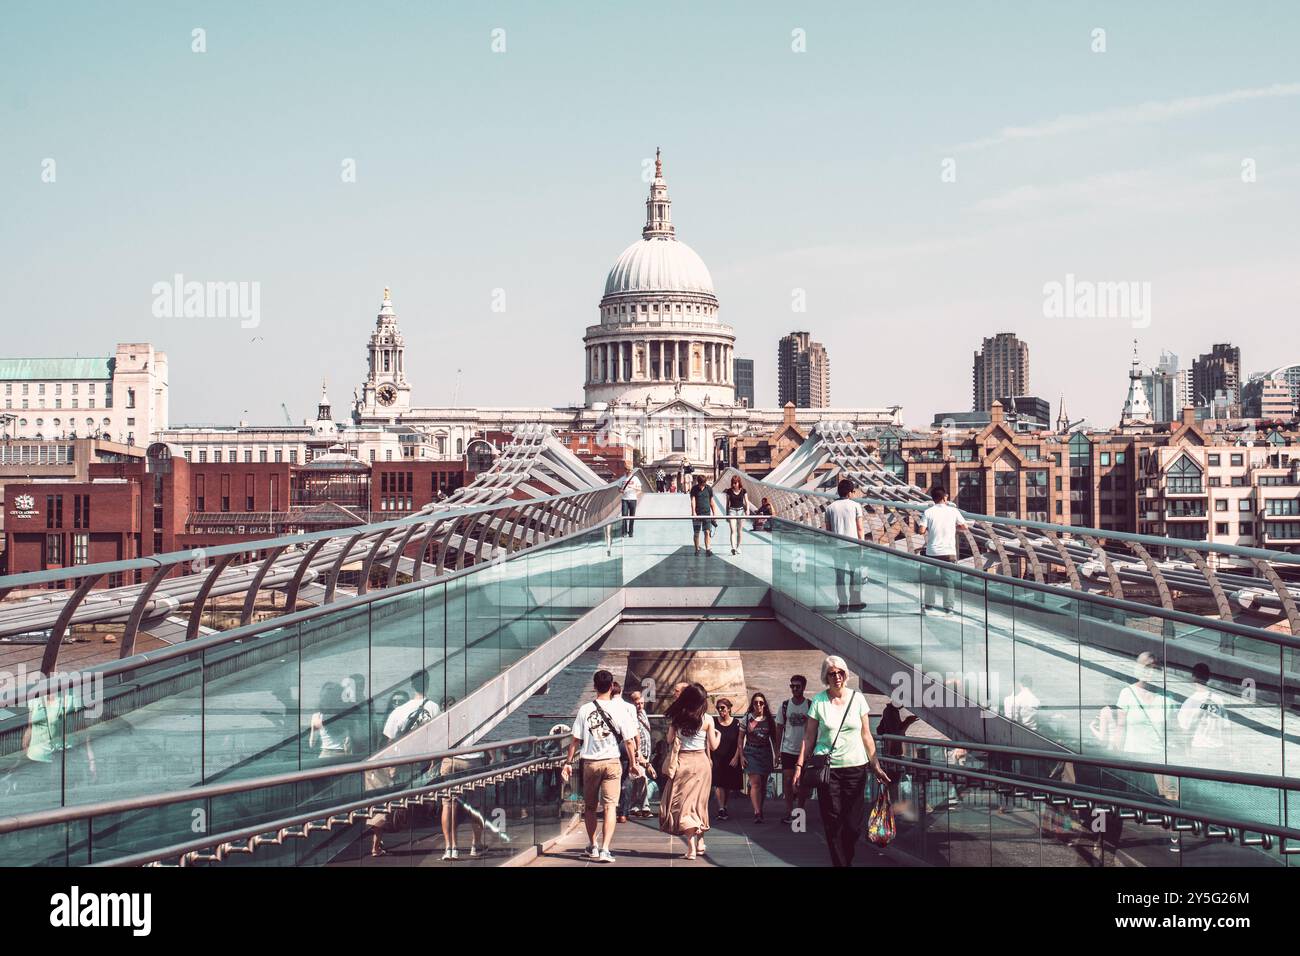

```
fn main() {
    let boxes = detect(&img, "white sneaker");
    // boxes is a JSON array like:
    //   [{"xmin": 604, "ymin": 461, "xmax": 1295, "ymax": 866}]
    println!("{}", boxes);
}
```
[
  {"xmin": 598, "ymin": 848, "xmax": 615, "ymax": 863},
  {"xmin": 468, "ymin": 844, "xmax": 480, "ymax": 858},
  {"xmin": 441, "ymin": 848, "xmax": 458, "ymax": 861},
  {"xmin": 588, "ymin": 844, "xmax": 601, "ymax": 861}
]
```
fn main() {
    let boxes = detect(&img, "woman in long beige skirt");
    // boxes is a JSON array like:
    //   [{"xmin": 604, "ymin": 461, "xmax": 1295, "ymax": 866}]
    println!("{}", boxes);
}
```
[{"xmin": 660, "ymin": 683, "xmax": 721, "ymax": 859}]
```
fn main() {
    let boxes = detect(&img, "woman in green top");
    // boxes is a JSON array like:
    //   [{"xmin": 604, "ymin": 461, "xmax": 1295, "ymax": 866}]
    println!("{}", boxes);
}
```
[{"xmin": 793, "ymin": 655, "xmax": 889, "ymax": 867}]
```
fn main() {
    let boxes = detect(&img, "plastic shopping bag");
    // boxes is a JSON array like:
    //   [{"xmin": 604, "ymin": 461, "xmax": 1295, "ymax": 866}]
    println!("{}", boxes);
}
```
[{"xmin": 867, "ymin": 789, "xmax": 896, "ymax": 847}]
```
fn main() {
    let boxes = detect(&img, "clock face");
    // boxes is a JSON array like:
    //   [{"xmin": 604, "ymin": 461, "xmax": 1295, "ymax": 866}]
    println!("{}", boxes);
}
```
[{"xmin": 376, "ymin": 384, "xmax": 398, "ymax": 407}]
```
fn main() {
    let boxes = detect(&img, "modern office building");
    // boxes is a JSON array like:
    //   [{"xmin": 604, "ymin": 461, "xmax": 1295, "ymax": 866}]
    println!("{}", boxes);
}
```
[
  {"xmin": 1243, "ymin": 367, "xmax": 1300, "ymax": 421},
  {"xmin": 1192, "ymin": 343, "xmax": 1242, "ymax": 413},
  {"xmin": 733, "ymin": 357, "xmax": 755, "ymax": 408},
  {"xmin": 777, "ymin": 332, "xmax": 830, "ymax": 408},
  {"xmin": 972, "ymin": 333, "xmax": 1029, "ymax": 412},
  {"xmin": 1143, "ymin": 350, "xmax": 1181, "ymax": 424}
]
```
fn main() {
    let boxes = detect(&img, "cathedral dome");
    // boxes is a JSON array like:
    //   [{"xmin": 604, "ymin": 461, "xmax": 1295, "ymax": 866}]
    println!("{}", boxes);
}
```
[{"xmin": 603, "ymin": 237, "xmax": 715, "ymax": 298}]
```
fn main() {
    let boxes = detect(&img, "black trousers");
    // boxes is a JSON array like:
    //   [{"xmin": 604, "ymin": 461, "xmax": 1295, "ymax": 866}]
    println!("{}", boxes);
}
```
[
  {"xmin": 817, "ymin": 764, "xmax": 868, "ymax": 867},
  {"xmin": 621, "ymin": 499, "xmax": 637, "ymax": 537}
]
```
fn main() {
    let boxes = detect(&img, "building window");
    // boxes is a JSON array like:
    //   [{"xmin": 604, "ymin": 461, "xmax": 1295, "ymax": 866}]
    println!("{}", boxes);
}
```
[
  {"xmin": 1215, "ymin": 523, "xmax": 1230, "ymax": 535},
  {"xmin": 72, "ymin": 533, "xmax": 88, "ymax": 565},
  {"xmin": 274, "ymin": 449, "xmax": 283, "ymax": 463},
  {"xmin": 260, "ymin": 450, "xmax": 268, "ymax": 463},
  {"xmin": 1208, "ymin": 454, "xmax": 1220, "ymax": 466},
  {"xmin": 1215, "ymin": 500, "xmax": 1228, "ymax": 512},
  {"xmin": 46, "ymin": 533, "xmax": 63, "ymax": 565},
  {"xmin": 46, "ymin": 494, "xmax": 63, "ymax": 528},
  {"xmin": 127, "ymin": 388, "xmax": 136, "ymax": 409},
  {"xmin": 1230, "ymin": 454, "xmax": 1244, "ymax": 467},
  {"xmin": 1100, "ymin": 452, "xmax": 1110, "ymax": 466},
  {"xmin": 1167, "ymin": 456, "xmax": 1203, "ymax": 495},
  {"xmin": 1239, "ymin": 499, "xmax": 1253, "ymax": 512}
]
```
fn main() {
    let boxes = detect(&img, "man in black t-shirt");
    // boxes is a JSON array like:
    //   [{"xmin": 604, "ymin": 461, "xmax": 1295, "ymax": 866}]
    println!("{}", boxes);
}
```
[{"xmin": 691, "ymin": 473, "xmax": 717, "ymax": 555}]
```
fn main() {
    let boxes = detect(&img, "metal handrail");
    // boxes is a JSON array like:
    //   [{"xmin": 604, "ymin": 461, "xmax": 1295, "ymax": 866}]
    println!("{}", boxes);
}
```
[
  {"xmin": 875, "ymin": 735, "xmax": 1300, "ymax": 792},
  {"xmin": 767, "ymin": 515, "xmax": 1300, "ymax": 649},
  {"xmin": 727, "ymin": 463, "xmax": 1300, "ymax": 636},
  {"xmin": 760, "ymin": 477, "xmax": 1300, "ymax": 566},
  {"xmin": 99, "ymin": 753, "xmax": 567, "ymax": 868},
  {"xmin": 0, "ymin": 501, "xmax": 621, "ymax": 706},
  {"xmin": 0, "ymin": 734, "xmax": 565, "ymax": 835},
  {"xmin": 880, "ymin": 753, "xmax": 1300, "ymax": 847},
  {"xmin": 0, "ymin": 432, "xmax": 623, "ymax": 673}
]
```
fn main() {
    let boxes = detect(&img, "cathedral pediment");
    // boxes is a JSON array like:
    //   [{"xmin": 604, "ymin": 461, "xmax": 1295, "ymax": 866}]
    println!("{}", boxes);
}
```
[{"xmin": 645, "ymin": 398, "xmax": 716, "ymax": 418}]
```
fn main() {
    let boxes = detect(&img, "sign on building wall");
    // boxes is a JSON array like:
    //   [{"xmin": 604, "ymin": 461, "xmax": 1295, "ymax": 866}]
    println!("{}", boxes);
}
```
[{"xmin": 8, "ymin": 494, "xmax": 37, "ymax": 519}]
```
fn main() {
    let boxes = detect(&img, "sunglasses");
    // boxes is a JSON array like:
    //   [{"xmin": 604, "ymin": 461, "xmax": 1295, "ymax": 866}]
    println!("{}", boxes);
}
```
[{"xmin": 827, "ymin": 670, "xmax": 846, "ymax": 679}]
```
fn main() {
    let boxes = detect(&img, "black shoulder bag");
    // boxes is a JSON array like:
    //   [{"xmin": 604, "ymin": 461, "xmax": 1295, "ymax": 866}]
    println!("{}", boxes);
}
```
[
  {"xmin": 805, "ymin": 691, "xmax": 856, "ymax": 789},
  {"xmin": 591, "ymin": 700, "xmax": 626, "ymax": 752}
]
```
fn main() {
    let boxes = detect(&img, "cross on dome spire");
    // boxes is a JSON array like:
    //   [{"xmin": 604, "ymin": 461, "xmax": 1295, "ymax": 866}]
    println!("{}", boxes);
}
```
[{"xmin": 643, "ymin": 147, "xmax": 675, "ymax": 239}]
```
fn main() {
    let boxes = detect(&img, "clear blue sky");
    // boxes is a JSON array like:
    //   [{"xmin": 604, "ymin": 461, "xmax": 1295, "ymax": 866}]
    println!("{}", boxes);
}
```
[{"xmin": 2, "ymin": 1, "xmax": 1297, "ymax": 427}]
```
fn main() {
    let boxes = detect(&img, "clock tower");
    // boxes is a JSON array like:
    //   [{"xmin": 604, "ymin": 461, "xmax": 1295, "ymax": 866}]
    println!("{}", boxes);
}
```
[{"xmin": 355, "ymin": 287, "xmax": 412, "ymax": 421}]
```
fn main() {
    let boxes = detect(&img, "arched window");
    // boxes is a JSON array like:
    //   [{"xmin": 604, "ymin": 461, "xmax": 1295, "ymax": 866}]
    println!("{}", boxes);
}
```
[{"xmin": 1167, "ymin": 455, "xmax": 1203, "ymax": 495}]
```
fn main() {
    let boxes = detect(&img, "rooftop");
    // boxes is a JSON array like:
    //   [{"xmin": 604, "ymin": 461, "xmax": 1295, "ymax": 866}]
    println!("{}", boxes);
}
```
[{"xmin": 0, "ymin": 357, "xmax": 113, "ymax": 381}]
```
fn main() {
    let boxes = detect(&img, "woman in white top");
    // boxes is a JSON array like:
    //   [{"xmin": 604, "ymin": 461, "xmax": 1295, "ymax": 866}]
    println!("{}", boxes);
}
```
[{"xmin": 659, "ymin": 683, "xmax": 721, "ymax": 859}]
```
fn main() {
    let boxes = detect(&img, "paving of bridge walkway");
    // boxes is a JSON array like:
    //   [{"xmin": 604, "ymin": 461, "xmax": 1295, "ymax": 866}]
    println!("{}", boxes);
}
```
[
  {"xmin": 527, "ymin": 803, "xmax": 906, "ymax": 868},
  {"xmin": 622, "ymin": 491, "xmax": 774, "ymax": 591}
]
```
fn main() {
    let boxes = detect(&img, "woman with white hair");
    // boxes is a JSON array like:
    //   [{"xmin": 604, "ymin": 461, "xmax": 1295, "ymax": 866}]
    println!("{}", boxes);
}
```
[{"xmin": 793, "ymin": 655, "xmax": 889, "ymax": 867}]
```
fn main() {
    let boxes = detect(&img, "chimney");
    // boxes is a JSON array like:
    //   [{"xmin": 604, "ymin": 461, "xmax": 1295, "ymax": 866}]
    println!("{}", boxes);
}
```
[
  {"xmin": 1181, "ymin": 406, "xmax": 1196, "ymax": 427},
  {"xmin": 783, "ymin": 401, "xmax": 797, "ymax": 429},
  {"xmin": 990, "ymin": 399, "xmax": 1005, "ymax": 424}
]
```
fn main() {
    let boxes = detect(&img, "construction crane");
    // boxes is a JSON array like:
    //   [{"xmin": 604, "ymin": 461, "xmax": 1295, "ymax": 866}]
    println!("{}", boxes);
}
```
[{"xmin": 281, "ymin": 403, "xmax": 294, "ymax": 426}]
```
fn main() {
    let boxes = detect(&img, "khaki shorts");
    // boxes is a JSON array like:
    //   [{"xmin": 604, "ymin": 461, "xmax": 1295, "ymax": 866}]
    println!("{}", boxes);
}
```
[
  {"xmin": 440, "ymin": 756, "xmax": 480, "ymax": 803},
  {"xmin": 581, "ymin": 759, "xmax": 623, "ymax": 810}
]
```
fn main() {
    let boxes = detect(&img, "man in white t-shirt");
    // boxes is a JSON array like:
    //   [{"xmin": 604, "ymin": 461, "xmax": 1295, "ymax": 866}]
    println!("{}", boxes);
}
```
[
  {"xmin": 1177, "ymin": 662, "xmax": 1226, "ymax": 752},
  {"xmin": 621, "ymin": 473, "xmax": 642, "ymax": 538},
  {"xmin": 561, "ymin": 670, "xmax": 641, "ymax": 863},
  {"xmin": 825, "ymin": 478, "xmax": 867, "ymax": 612},
  {"xmin": 918, "ymin": 485, "xmax": 968, "ymax": 614},
  {"xmin": 776, "ymin": 674, "xmax": 812, "ymax": 822},
  {"xmin": 381, "ymin": 672, "xmax": 440, "ymax": 742},
  {"xmin": 1002, "ymin": 675, "xmax": 1040, "ymax": 731}
]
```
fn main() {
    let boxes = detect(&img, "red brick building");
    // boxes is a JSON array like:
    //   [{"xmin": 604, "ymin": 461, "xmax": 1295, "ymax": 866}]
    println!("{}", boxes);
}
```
[{"xmin": 3, "ymin": 442, "xmax": 470, "ymax": 581}]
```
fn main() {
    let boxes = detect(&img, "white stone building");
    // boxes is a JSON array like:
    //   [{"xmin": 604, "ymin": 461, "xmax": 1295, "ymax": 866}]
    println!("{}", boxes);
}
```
[
  {"xmin": 0, "ymin": 343, "xmax": 167, "ymax": 446},
  {"xmin": 350, "ymin": 152, "xmax": 902, "ymax": 468}
]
